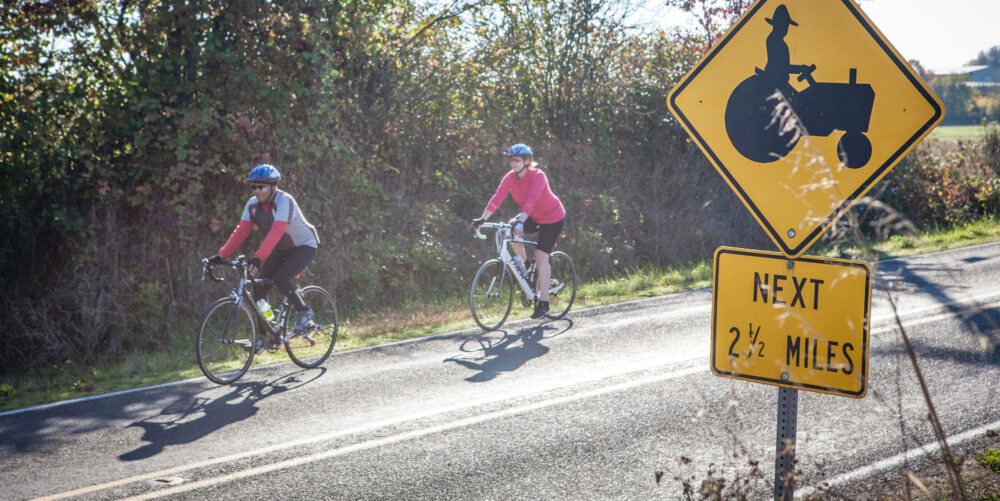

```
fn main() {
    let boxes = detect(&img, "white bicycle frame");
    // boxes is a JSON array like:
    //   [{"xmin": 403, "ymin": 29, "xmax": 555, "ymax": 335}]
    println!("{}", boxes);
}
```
[{"xmin": 475, "ymin": 222, "xmax": 537, "ymax": 301}]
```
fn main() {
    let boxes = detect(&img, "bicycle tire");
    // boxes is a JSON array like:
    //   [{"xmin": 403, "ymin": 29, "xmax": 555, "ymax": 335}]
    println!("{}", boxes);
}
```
[
  {"xmin": 545, "ymin": 251, "xmax": 577, "ymax": 320},
  {"xmin": 197, "ymin": 297, "xmax": 257, "ymax": 384},
  {"xmin": 470, "ymin": 259, "xmax": 514, "ymax": 331},
  {"xmin": 285, "ymin": 285, "xmax": 338, "ymax": 368}
]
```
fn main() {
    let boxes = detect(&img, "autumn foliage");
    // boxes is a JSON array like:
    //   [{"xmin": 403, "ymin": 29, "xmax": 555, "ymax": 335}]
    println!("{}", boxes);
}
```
[{"xmin": 1, "ymin": 0, "xmax": 996, "ymax": 371}]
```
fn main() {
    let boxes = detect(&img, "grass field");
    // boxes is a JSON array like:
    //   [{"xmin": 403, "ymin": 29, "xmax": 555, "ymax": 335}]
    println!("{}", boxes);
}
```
[{"xmin": 930, "ymin": 123, "xmax": 998, "ymax": 139}]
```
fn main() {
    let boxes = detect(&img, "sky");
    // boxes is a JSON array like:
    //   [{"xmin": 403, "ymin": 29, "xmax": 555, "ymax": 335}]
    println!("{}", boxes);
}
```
[
  {"xmin": 638, "ymin": 0, "xmax": 1000, "ymax": 72},
  {"xmin": 858, "ymin": 0, "xmax": 1000, "ymax": 71}
]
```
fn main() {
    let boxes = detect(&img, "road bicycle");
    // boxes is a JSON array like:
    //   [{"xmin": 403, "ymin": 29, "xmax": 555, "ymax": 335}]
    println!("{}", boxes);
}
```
[
  {"xmin": 196, "ymin": 256, "xmax": 338, "ymax": 384},
  {"xmin": 471, "ymin": 222, "xmax": 577, "ymax": 330}
]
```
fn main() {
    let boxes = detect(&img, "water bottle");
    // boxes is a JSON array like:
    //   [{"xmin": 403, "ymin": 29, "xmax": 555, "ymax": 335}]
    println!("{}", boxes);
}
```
[
  {"xmin": 512, "ymin": 255, "xmax": 528, "ymax": 278},
  {"xmin": 256, "ymin": 299, "xmax": 274, "ymax": 322}
]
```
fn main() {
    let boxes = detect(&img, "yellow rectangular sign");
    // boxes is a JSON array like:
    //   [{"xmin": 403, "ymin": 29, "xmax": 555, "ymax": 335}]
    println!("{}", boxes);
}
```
[{"xmin": 712, "ymin": 247, "xmax": 871, "ymax": 397}]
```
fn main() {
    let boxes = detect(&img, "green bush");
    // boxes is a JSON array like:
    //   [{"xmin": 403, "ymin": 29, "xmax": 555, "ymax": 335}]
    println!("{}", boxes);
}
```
[
  {"xmin": 978, "ymin": 448, "xmax": 1000, "ymax": 475},
  {"xmin": 879, "ymin": 128, "xmax": 1000, "ymax": 229},
  {"xmin": 2, "ymin": 0, "xmax": 998, "ymax": 374}
]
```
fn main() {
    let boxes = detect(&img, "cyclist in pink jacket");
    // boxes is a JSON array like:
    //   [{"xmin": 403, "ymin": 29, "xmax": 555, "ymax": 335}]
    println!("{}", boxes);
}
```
[{"xmin": 472, "ymin": 144, "xmax": 566, "ymax": 319}]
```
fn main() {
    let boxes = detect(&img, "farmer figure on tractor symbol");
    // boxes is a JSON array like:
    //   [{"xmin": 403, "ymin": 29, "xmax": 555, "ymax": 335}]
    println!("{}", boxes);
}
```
[{"xmin": 725, "ymin": 4, "xmax": 875, "ymax": 169}]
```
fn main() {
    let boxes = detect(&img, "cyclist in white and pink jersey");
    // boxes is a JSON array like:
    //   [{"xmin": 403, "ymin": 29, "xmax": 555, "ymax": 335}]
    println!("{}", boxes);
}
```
[
  {"xmin": 207, "ymin": 165, "xmax": 319, "ymax": 332},
  {"xmin": 472, "ymin": 144, "xmax": 566, "ymax": 319}
]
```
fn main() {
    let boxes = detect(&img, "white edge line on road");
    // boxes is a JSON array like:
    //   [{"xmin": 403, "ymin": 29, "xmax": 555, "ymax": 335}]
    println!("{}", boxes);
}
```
[
  {"xmin": 26, "ymin": 290, "xmax": 1000, "ymax": 499},
  {"xmin": 797, "ymin": 418, "xmax": 1000, "ymax": 499},
  {"xmin": 0, "ymin": 290, "xmax": 714, "ymax": 419},
  {"xmin": 33, "ymin": 365, "xmax": 706, "ymax": 501},
  {"xmin": 5, "ymin": 275, "xmax": 997, "ymax": 421},
  {"xmin": 0, "ymin": 378, "xmax": 195, "ymax": 418},
  {"xmin": 5, "ymin": 286, "xmax": 996, "ymax": 420}
]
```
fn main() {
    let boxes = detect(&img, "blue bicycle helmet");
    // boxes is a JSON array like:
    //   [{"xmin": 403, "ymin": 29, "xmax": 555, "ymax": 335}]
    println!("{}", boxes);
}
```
[
  {"xmin": 504, "ymin": 144, "xmax": 533, "ymax": 158},
  {"xmin": 247, "ymin": 164, "xmax": 281, "ymax": 184}
]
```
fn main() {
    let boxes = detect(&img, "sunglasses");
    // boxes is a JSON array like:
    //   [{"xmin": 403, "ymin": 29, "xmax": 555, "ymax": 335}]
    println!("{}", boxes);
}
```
[{"xmin": 250, "ymin": 184, "xmax": 270, "ymax": 191}]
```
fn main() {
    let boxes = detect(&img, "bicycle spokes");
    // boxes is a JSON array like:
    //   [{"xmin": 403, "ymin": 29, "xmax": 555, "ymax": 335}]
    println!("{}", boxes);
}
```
[
  {"xmin": 197, "ymin": 298, "xmax": 256, "ymax": 385},
  {"xmin": 221, "ymin": 302, "xmax": 241, "ymax": 343},
  {"xmin": 284, "ymin": 286, "xmax": 338, "ymax": 369},
  {"xmin": 470, "ymin": 259, "xmax": 514, "ymax": 331},
  {"xmin": 198, "ymin": 257, "xmax": 338, "ymax": 385},
  {"xmin": 544, "ymin": 252, "xmax": 577, "ymax": 320}
]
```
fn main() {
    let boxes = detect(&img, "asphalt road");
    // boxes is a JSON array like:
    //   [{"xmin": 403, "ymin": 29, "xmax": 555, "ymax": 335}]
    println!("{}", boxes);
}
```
[{"xmin": 3, "ymin": 243, "xmax": 1000, "ymax": 500}]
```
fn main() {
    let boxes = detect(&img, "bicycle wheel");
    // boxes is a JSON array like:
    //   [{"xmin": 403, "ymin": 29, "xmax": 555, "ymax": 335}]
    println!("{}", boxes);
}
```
[
  {"xmin": 197, "ymin": 297, "xmax": 257, "ymax": 384},
  {"xmin": 285, "ymin": 285, "xmax": 338, "ymax": 368},
  {"xmin": 470, "ymin": 259, "xmax": 514, "ymax": 331},
  {"xmin": 545, "ymin": 251, "xmax": 577, "ymax": 320}
]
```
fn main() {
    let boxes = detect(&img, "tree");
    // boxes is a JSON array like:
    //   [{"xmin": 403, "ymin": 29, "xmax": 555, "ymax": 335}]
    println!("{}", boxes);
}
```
[
  {"xmin": 0, "ymin": 0, "xmax": 746, "ymax": 372},
  {"xmin": 934, "ymin": 75, "xmax": 974, "ymax": 124},
  {"xmin": 970, "ymin": 45, "xmax": 1000, "ymax": 67},
  {"xmin": 662, "ymin": 0, "xmax": 753, "ymax": 44}
]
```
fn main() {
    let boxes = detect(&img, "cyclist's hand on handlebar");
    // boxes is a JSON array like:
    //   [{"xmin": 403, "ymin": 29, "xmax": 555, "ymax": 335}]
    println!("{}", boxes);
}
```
[
  {"xmin": 471, "ymin": 217, "xmax": 485, "ymax": 230},
  {"xmin": 247, "ymin": 256, "xmax": 262, "ymax": 276},
  {"xmin": 202, "ymin": 255, "xmax": 225, "ymax": 282},
  {"xmin": 508, "ymin": 217, "xmax": 525, "ymax": 236}
]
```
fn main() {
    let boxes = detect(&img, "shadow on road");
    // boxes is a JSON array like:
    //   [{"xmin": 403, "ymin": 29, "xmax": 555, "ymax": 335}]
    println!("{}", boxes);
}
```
[
  {"xmin": 0, "ymin": 367, "xmax": 324, "ymax": 458},
  {"xmin": 444, "ymin": 319, "xmax": 572, "ymax": 382},
  {"xmin": 870, "ymin": 306, "xmax": 1000, "ymax": 365},
  {"xmin": 118, "ymin": 369, "xmax": 324, "ymax": 461},
  {"xmin": 876, "ymin": 257, "xmax": 1000, "ymax": 361}
]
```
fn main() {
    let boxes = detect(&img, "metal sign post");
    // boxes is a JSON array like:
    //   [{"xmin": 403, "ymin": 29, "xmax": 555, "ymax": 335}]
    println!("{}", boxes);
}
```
[
  {"xmin": 711, "ymin": 248, "xmax": 871, "ymax": 500},
  {"xmin": 775, "ymin": 386, "xmax": 799, "ymax": 501},
  {"xmin": 667, "ymin": 1, "xmax": 942, "ymax": 498}
]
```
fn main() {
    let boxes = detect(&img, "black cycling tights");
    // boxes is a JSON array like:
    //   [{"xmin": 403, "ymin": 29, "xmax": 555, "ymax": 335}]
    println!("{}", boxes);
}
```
[{"xmin": 253, "ymin": 245, "xmax": 317, "ymax": 311}]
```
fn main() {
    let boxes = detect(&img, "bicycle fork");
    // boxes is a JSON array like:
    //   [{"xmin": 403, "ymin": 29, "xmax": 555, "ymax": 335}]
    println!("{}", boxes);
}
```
[{"xmin": 221, "ymin": 280, "xmax": 249, "ymax": 345}]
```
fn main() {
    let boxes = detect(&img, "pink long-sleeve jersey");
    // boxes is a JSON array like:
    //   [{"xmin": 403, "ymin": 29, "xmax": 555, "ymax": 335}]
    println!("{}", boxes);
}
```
[{"xmin": 485, "ymin": 168, "xmax": 565, "ymax": 224}]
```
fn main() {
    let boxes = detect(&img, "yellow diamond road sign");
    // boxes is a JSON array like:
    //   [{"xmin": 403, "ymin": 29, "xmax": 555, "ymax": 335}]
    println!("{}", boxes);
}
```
[
  {"xmin": 712, "ymin": 247, "xmax": 872, "ymax": 397},
  {"xmin": 668, "ymin": 0, "xmax": 943, "ymax": 258}
]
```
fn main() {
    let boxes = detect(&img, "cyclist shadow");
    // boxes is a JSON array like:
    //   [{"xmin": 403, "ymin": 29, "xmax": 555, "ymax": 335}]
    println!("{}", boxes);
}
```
[
  {"xmin": 118, "ymin": 369, "xmax": 323, "ymax": 461},
  {"xmin": 445, "ymin": 320, "xmax": 572, "ymax": 382}
]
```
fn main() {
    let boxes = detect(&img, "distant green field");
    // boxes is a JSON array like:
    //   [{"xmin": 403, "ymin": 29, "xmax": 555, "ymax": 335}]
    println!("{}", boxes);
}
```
[{"xmin": 930, "ymin": 124, "xmax": 995, "ymax": 139}]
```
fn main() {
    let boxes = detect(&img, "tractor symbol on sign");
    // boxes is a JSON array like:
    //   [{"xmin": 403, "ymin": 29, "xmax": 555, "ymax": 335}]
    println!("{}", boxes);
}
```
[{"xmin": 724, "ymin": 4, "xmax": 875, "ymax": 169}]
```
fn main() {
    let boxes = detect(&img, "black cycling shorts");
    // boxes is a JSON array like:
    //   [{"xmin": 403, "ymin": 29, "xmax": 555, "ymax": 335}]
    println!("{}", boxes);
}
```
[
  {"xmin": 257, "ymin": 245, "xmax": 317, "ymax": 298},
  {"xmin": 524, "ymin": 217, "xmax": 564, "ymax": 254}
]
